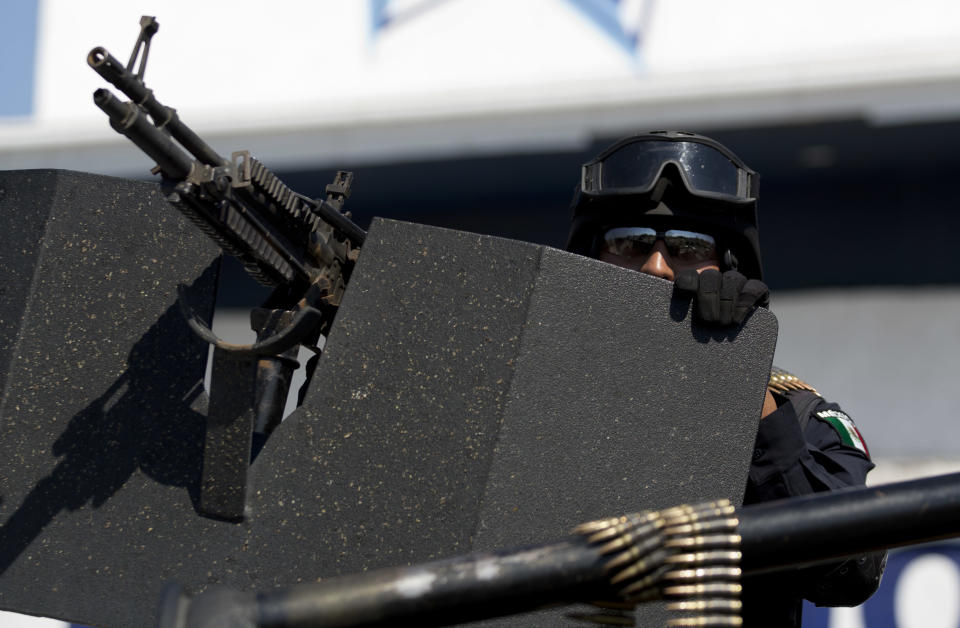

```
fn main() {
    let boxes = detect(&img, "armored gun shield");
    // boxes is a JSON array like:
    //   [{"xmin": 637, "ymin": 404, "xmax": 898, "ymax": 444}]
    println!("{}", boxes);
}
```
[{"xmin": 0, "ymin": 171, "xmax": 777, "ymax": 627}]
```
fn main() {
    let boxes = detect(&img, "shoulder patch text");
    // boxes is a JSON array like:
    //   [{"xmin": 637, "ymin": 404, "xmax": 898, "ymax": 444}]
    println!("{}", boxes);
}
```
[{"xmin": 814, "ymin": 409, "xmax": 870, "ymax": 457}]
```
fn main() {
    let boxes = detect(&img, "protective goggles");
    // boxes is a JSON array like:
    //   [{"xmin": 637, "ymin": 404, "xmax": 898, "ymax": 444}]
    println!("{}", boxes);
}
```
[
  {"xmin": 602, "ymin": 227, "xmax": 717, "ymax": 263},
  {"xmin": 581, "ymin": 138, "xmax": 757, "ymax": 201}
]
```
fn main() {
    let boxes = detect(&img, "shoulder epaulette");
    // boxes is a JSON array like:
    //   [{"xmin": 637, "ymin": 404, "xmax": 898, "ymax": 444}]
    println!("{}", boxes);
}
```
[{"xmin": 768, "ymin": 366, "xmax": 819, "ymax": 396}]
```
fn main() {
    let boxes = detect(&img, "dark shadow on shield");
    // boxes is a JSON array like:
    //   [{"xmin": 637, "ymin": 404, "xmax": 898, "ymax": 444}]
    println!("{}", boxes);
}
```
[{"xmin": 0, "ymin": 264, "xmax": 217, "ymax": 575}]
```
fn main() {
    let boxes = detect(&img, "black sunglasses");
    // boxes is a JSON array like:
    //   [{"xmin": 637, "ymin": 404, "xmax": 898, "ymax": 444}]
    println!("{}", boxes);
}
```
[{"xmin": 602, "ymin": 227, "xmax": 718, "ymax": 263}]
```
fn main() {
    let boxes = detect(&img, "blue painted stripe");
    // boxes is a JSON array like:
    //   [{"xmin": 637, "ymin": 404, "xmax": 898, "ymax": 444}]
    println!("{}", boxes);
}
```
[
  {"xmin": 369, "ymin": 0, "xmax": 454, "ymax": 38},
  {"xmin": 369, "ymin": 0, "xmax": 648, "ymax": 66},
  {"xmin": 0, "ymin": 0, "xmax": 39, "ymax": 117},
  {"xmin": 369, "ymin": 0, "xmax": 390, "ymax": 35},
  {"xmin": 563, "ymin": 0, "xmax": 636, "ymax": 55}
]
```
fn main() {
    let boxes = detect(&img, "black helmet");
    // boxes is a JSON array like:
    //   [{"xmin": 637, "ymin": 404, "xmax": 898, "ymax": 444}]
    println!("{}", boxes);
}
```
[{"xmin": 566, "ymin": 131, "xmax": 764, "ymax": 280}]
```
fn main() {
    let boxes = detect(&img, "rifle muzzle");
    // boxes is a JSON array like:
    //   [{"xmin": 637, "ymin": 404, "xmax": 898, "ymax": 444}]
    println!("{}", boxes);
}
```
[
  {"xmin": 88, "ymin": 48, "xmax": 135, "ymax": 91},
  {"xmin": 89, "ymin": 46, "xmax": 225, "ymax": 167},
  {"xmin": 93, "ymin": 88, "xmax": 194, "ymax": 180}
]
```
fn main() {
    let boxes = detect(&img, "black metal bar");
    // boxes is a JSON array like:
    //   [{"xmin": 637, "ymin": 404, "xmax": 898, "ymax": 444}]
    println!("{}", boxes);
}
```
[
  {"xmin": 250, "ymin": 309, "xmax": 300, "ymax": 436},
  {"xmin": 198, "ymin": 349, "xmax": 257, "ymax": 521},
  {"xmin": 158, "ymin": 473, "xmax": 960, "ymax": 628},
  {"xmin": 158, "ymin": 539, "xmax": 607, "ymax": 628},
  {"xmin": 738, "ymin": 471, "xmax": 960, "ymax": 573},
  {"xmin": 255, "ymin": 538, "xmax": 608, "ymax": 628}
]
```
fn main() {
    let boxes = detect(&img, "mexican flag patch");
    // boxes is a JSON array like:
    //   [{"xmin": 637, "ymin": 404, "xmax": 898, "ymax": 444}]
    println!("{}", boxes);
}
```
[{"xmin": 815, "ymin": 409, "xmax": 870, "ymax": 457}]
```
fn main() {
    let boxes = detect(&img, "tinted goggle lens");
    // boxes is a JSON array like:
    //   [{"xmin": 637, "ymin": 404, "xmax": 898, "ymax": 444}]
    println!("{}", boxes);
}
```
[
  {"xmin": 603, "ymin": 227, "xmax": 717, "ymax": 263},
  {"xmin": 583, "ymin": 140, "xmax": 752, "ymax": 199}
]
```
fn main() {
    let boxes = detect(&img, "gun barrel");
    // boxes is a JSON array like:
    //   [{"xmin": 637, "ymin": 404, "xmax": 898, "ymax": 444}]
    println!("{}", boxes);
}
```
[
  {"xmin": 93, "ymin": 88, "xmax": 194, "ymax": 180},
  {"xmin": 88, "ymin": 46, "xmax": 225, "ymax": 167},
  {"xmin": 159, "ymin": 538, "xmax": 607, "ymax": 628},
  {"xmin": 314, "ymin": 199, "xmax": 367, "ymax": 246},
  {"xmin": 159, "ymin": 472, "xmax": 960, "ymax": 628},
  {"xmin": 739, "ymin": 470, "xmax": 960, "ymax": 572}
]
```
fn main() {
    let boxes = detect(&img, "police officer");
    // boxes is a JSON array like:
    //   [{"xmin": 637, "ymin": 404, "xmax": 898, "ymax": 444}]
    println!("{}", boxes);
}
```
[{"xmin": 567, "ymin": 131, "xmax": 885, "ymax": 626}]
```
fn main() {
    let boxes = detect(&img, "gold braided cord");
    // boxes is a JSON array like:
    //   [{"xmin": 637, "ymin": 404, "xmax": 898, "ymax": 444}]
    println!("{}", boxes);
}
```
[{"xmin": 768, "ymin": 366, "xmax": 818, "ymax": 395}]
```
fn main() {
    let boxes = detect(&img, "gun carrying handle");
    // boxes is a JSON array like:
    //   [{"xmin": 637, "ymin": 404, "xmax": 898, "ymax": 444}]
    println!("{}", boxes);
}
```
[{"xmin": 176, "ymin": 284, "xmax": 322, "ymax": 357}]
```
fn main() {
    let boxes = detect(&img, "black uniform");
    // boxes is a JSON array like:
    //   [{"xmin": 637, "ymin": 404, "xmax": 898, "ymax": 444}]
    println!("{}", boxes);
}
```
[
  {"xmin": 563, "ymin": 131, "xmax": 886, "ymax": 623},
  {"xmin": 741, "ymin": 378, "xmax": 887, "ymax": 626}
]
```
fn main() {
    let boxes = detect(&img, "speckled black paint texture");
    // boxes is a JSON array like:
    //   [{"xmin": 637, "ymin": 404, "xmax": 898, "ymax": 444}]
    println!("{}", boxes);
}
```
[
  {"xmin": 0, "ymin": 171, "xmax": 220, "ymax": 625},
  {"xmin": 0, "ymin": 175, "xmax": 777, "ymax": 627}
]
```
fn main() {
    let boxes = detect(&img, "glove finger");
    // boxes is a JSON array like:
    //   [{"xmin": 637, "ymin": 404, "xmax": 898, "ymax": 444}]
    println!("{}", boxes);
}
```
[
  {"xmin": 734, "ymin": 279, "xmax": 770, "ymax": 324},
  {"xmin": 719, "ymin": 271, "xmax": 747, "ymax": 326},
  {"xmin": 696, "ymin": 269, "xmax": 722, "ymax": 323},
  {"xmin": 744, "ymin": 279, "xmax": 770, "ymax": 308},
  {"xmin": 675, "ymin": 269, "xmax": 700, "ymax": 293}
]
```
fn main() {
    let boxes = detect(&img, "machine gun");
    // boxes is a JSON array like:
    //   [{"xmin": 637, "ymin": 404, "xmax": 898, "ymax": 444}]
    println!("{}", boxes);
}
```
[
  {"xmin": 160, "ymin": 471, "xmax": 960, "ymax": 627},
  {"xmin": 88, "ymin": 16, "xmax": 367, "ymax": 520}
]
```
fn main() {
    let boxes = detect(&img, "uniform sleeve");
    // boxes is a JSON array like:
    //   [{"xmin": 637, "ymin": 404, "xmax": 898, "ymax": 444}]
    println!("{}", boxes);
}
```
[
  {"xmin": 745, "ymin": 393, "xmax": 873, "ymax": 503},
  {"xmin": 743, "ymin": 392, "xmax": 886, "ymax": 609}
]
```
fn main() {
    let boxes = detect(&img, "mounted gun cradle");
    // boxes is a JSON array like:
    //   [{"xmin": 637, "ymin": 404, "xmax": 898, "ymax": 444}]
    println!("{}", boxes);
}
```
[{"xmin": 88, "ymin": 16, "xmax": 365, "ymax": 521}]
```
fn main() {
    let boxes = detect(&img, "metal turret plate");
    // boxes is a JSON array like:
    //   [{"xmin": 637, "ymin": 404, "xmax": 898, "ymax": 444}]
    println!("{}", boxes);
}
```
[{"xmin": 0, "ymin": 172, "xmax": 777, "ymax": 627}]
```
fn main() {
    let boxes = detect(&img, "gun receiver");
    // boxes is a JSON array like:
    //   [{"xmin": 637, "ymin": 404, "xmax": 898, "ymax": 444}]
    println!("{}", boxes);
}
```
[{"xmin": 88, "ymin": 16, "xmax": 367, "ymax": 520}]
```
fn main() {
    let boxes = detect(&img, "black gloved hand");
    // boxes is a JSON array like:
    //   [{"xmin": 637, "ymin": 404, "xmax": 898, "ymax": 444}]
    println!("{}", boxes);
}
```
[{"xmin": 675, "ymin": 269, "xmax": 769, "ymax": 326}]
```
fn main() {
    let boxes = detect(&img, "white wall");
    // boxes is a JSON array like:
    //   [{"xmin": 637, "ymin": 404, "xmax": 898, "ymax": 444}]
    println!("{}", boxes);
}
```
[{"xmin": 3, "ymin": 0, "xmax": 960, "ymax": 172}]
